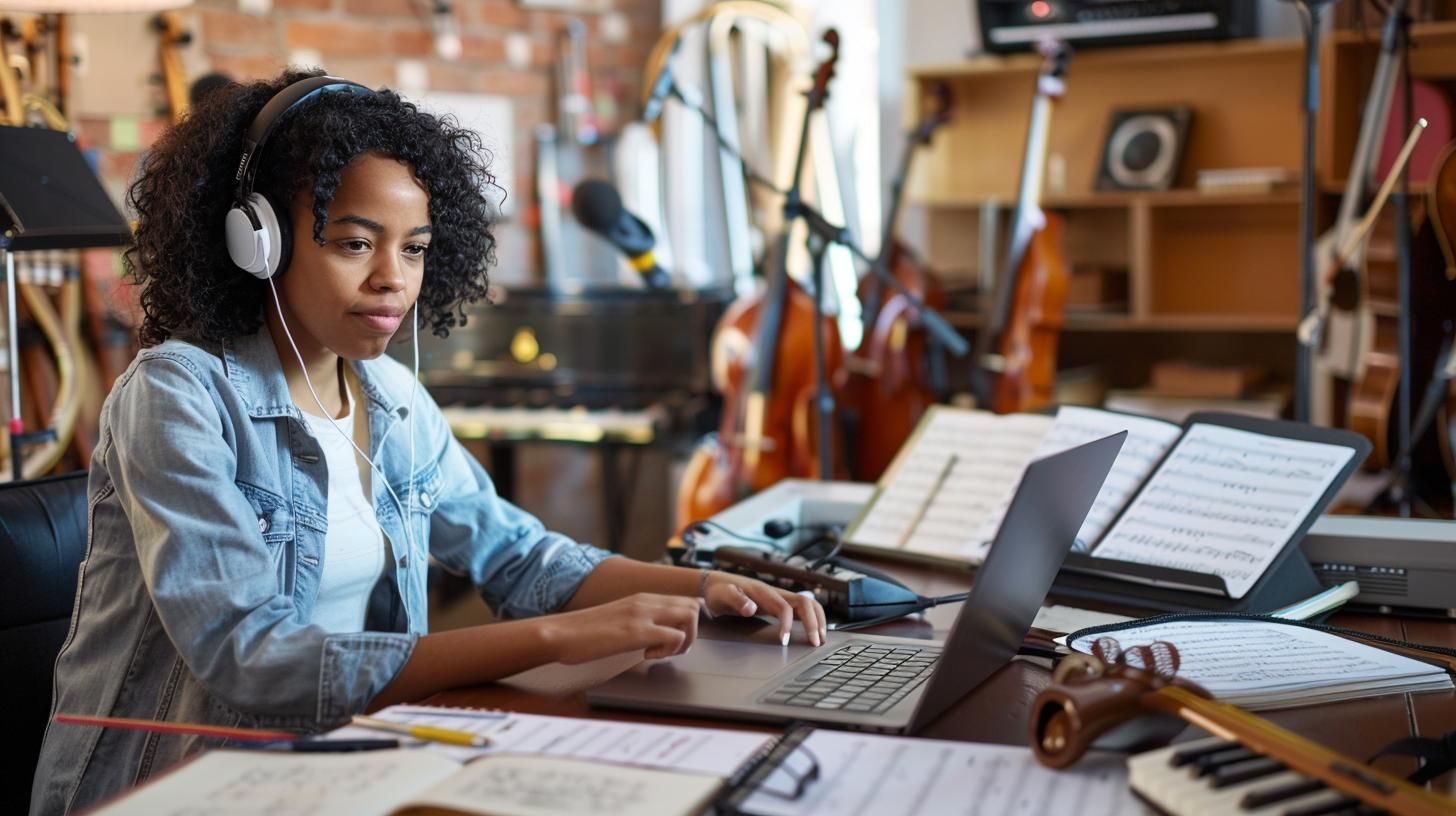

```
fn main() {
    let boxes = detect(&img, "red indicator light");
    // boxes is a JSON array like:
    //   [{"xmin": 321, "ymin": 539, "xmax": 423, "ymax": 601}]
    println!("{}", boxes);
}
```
[{"xmin": 1030, "ymin": 1, "xmax": 1052, "ymax": 18}]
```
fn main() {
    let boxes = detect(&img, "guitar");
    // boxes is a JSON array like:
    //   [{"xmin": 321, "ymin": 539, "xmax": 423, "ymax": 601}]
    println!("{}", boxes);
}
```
[
  {"xmin": 1302, "ymin": 0, "xmax": 1406, "ymax": 425},
  {"xmin": 974, "ymin": 40, "xmax": 1070, "ymax": 414}
]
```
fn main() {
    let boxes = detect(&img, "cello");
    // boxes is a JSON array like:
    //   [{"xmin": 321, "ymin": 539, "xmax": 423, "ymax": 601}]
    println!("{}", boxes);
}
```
[
  {"xmin": 974, "ymin": 40, "xmax": 1070, "ymax": 414},
  {"xmin": 847, "ymin": 83, "xmax": 952, "ymax": 481},
  {"xmin": 675, "ymin": 32, "xmax": 846, "ymax": 529}
]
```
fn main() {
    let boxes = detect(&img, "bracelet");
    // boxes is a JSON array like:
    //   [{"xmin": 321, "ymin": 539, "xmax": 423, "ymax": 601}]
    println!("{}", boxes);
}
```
[{"xmin": 697, "ymin": 568, "xmax": 713, "ymax": 599}]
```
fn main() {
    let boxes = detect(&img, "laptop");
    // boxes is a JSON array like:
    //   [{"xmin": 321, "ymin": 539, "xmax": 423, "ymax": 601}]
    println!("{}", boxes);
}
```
[{"xmin": 587, "ymin": 431, "xmax": 1126, "ymax": 734}]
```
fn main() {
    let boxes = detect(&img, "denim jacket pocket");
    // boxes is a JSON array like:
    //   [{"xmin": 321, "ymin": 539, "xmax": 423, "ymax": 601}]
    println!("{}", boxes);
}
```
[
  {"xmin": 234, "ymin": 479, "xmax": 295, "ymax": 595},
  {"xmin": 234, "ymin": 480, "xmax": 293, "ymax": 548}
]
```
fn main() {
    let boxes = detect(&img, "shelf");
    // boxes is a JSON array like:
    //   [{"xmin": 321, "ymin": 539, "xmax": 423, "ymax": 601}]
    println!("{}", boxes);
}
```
[
  {"xmin": 945, "ymin": 312, "xmax": 1298, "ymax": 333},
  {"xmin": 911, "ymin": 189, "xmax": 1304, "ymax": 210},
  {"xmin": 909, "ymin": 37, "xmax": 1302, "ymax": 79}
]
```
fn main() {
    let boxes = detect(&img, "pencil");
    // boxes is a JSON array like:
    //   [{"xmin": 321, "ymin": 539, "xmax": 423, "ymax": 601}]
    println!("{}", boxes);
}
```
[
  {"xmin": 350, "ymin": 715, "xmax": 491, "ymax": 747},
  {"xmin": 54, "ymin": 714, "xmax": 298, "ymax": 742}
]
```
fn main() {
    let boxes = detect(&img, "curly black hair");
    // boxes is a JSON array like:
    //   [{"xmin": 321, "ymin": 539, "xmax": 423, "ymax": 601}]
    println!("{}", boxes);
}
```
[{"xmin": 126, "ymin": 67, "xmax": 497, "ymax": 347}]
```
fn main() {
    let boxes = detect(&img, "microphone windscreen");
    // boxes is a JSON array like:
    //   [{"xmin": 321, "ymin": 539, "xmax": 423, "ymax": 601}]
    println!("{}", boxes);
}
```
[{"xmin": 570, "ymin": 180, "xmax": 624, "ymax": 231}]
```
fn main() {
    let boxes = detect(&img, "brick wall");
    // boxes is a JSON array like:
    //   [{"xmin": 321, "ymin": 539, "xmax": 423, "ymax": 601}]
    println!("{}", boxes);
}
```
[{"xmin": 75, "ymin": 0, "xmax": 663, "ymax": 281}]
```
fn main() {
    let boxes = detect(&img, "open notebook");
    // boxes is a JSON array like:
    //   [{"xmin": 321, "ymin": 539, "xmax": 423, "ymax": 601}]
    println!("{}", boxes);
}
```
[
  {"xmin": 845, "ymin": 405, "xmax": 1368, "ymax": 600},
  {"xmin": 87, "ymin": 750, "xmax": 722, "ymax": 816}
]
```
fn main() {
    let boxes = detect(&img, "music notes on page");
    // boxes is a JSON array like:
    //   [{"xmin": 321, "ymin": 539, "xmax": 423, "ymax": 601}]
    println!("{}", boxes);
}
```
[{"xmin": 1090, "ymin": 424, "xmax": 1354, "ymax": 598}]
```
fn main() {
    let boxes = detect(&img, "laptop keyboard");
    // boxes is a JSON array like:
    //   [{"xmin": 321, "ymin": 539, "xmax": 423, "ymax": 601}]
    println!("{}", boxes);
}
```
[{"xmin": 762, "ymin": 643, "xmax": 941, "ymax": 714}]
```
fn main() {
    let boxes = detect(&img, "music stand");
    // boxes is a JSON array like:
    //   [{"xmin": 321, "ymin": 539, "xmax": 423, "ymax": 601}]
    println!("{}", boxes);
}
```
[{"xmin": 0, "ymin": 125, "xmax": 131, "ymax": 479}]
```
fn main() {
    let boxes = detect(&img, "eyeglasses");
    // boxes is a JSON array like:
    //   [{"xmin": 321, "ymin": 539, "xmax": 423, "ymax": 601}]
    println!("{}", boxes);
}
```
[{"xmin": 754, "ymin": 744, "xmax": 821, "ymax": 801}]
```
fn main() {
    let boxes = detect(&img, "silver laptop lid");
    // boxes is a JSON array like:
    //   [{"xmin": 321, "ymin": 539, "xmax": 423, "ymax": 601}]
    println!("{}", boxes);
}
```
[{"xmin": 906, "ymin": 431, "xmax": 1126, "ymax": 733}]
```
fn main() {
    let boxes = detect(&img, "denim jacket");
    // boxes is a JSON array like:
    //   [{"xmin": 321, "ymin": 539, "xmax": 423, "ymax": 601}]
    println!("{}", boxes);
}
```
[{"xmin": 30, "ymin": 327, "xmax": 612, "ymax": 815}]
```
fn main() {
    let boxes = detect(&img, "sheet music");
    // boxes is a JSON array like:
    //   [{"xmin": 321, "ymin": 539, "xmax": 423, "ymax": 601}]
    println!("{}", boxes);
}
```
[
  {"xmin": 739, "ymin": 732, "xmax": 1147, "ymax": 816},
  {"xmin": 849, "ymin": 408, "xmax": 1053, "ymax": 563},
  {"xmin": 327, "ymin": 705, "xmax": 770, "ymax": 778},
  {"xmin": 1089, "ymin": 423, "xmax": 1355, "ymax": 598},
  {"xmin": 1068, "ymin": 620, "xmax": 1452, "ymax": 709},
  {"xmin": 411, "ymin": 754, "xmax": 719, "ymax": 816},
  {"xmin": 1028, "ymin": 406, "xmax": 1181, "ymax": 550},
  {"xmin": 92, "ymin": 750, "xmax": 460, "ymax": 816}
]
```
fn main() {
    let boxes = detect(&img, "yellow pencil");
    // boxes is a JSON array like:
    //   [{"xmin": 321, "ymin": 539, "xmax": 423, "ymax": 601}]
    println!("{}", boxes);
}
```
[{"xmin": 350, "ymin": 715, "xmax": 491, "ymax": 748}]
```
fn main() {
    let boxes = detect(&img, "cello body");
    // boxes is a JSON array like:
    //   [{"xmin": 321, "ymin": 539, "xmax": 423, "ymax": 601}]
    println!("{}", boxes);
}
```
[
  {"xmin": 675, "ymin": 280, "xmax": 843, "ymax": 527},
  {"xmin": 849, "ymin": 242, "xmax": 947, "ymax": 481},
  {"xmin": 986, "ymin": 212, "xmax": 1068, "ymax": 414}
]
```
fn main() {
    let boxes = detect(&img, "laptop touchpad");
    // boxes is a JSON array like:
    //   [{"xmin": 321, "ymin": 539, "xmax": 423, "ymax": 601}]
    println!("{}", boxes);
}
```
[{"xmin": 656, "ymin": 639, "xmax": 817, "ymax": 679}]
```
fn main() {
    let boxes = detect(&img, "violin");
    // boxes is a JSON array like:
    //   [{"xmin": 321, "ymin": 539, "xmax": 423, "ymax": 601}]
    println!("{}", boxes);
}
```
[
  {"xmin": 1427, "ymin": 141, "xmax": 1456, "ymax": 486},
  {"xmin": 1030, "ymin": 638, "xmax": 1456, "ymax": 814},
  {"xmin": 974, "ymin": 41, "xmax": 1070, "ymax": 414},
  {"xmin": 847, "ymin": 83, "xmax": 952, "ymax": 482},
  {"xmin": 675, "ymin": 31, "xmax": 846, "ymax": 529}
]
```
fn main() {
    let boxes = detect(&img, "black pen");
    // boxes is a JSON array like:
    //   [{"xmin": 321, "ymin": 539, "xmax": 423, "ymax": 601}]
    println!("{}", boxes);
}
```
[{"xmin": 242, "ymin": 737, "xmax": 401, "ymax": 752}]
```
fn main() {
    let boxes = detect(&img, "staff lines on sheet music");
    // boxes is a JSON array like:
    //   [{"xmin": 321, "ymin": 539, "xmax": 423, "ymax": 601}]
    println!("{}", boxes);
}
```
[
  {"xmin": 1141, "ymin": 483, "xmax": 1302, "ymax": 516},
  {"xmin": 894, "ymin": 454, "xmax": 959, "ymax": 551},
  {"xmin": 1117, "ymin": 517, "xmax": 1279, "ymax": 549},
  {"xmin": 1137, "ymin": 499, "xmax": 1292, "ymax": 529},
  {"xmin": 1179, "ymin": 437, "xmax": 1348, "ymax": 467},
  {"xmin": 1157, "ymin": 469, "xmax": 1314, "ymax": 499},
  {"xmin": 1180, "ymin": 452, "xmax": 1327, "ymax": 482}
]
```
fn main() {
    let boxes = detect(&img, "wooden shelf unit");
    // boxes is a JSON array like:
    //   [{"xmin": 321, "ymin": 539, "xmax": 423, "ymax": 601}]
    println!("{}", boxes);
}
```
[{"xmin": 906, "ymin": 28, "xmax": 1453, "ymax": 394}]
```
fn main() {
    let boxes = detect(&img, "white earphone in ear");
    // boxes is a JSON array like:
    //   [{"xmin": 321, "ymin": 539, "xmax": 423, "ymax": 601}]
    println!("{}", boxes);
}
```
[{"xmin": 225, "ymin": 192, "xmax": 283, "ymax": 279}]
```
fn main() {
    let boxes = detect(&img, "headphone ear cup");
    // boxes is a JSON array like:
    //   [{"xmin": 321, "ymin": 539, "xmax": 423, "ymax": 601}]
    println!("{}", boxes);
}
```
[{"xmin": 224, "ymin": 193, "xmax": 284, "ymax": 279}]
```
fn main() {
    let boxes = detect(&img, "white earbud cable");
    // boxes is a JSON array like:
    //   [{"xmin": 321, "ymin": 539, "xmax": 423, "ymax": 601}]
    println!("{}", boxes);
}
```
[{"xmin": 266, "ymin": 278, "xmax": 420, "ymax": 557}]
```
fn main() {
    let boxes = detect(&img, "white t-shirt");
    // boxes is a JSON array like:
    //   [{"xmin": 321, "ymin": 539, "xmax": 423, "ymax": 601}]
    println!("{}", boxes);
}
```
[{"xmin": 302, "ymin": 378, "xmax": 386, "ymax": 634}]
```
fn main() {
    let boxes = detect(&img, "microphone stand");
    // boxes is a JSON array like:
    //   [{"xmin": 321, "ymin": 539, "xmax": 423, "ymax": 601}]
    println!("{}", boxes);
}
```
[
  {"xmin": 655, "ymin": 69, "xmax": 970, "ymax": 481},
  {"xmin": 1292, "ymin": 0, "xmax": 1340, "ymax": 424},
  {"xmin": 1381, "ymin": 6, "xmax": 1417, "ymax": 516}
]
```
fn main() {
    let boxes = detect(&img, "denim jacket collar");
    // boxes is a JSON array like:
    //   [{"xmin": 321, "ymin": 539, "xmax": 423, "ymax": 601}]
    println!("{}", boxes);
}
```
[{"xmin": 219, "ymin": 326, "xmax": 408, "ymax": 428}]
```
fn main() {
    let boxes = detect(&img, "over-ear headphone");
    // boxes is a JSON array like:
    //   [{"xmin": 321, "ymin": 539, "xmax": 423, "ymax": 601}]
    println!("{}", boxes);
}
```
[{"xmin": 224, "ymin": 75, "xmax": 372, "ymax": 280}]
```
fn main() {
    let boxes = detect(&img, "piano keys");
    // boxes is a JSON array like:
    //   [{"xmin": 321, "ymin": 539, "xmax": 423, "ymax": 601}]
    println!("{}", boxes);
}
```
[{"xmin": 1130, "ymin": 736, "xmax": 1422, "ymax": 816}]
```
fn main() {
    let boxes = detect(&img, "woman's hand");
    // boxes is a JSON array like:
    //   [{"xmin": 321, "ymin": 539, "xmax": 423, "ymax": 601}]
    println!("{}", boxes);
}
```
[
  {"xmin": 543, "ymin": 593, "xmax": 702, "ymax": 664},
  {"xmin": 700, "ymin": 571, "xmax": 828, "ymax": 648}
]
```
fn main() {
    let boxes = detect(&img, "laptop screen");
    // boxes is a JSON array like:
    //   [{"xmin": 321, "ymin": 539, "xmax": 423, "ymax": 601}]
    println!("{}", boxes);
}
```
[{"xmin": 906, "ymin": 431, "xmax": 1126, "ymax": 733}]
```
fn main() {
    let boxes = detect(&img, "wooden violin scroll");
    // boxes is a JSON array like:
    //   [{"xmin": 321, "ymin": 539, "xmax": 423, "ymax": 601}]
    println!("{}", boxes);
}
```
[
  {"xmin": 1030, "ymin": 639, "xmax": 1207, "ymax": 769},
  {"xmin": 806, "ymin": 29, "xmax": 839, "ymax": 111}
]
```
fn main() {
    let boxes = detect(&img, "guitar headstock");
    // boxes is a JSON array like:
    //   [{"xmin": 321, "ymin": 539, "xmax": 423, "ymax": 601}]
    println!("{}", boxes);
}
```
[
  {"xmin": 806, "ymin": 28, "xmax": 840, "ymax": 112},
  {"xmin": 911, "ymin": 82, "xmax": 953, "ymax": 146}
]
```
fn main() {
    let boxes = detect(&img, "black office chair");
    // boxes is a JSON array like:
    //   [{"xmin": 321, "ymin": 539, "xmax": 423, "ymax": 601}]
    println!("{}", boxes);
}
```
[{"xmin": 0, "ymin": 471, "xmax": 88, "ymax": 816}]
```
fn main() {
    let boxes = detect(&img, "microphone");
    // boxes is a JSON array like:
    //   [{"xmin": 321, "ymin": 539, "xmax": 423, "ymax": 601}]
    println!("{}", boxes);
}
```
[
  {"xmin": 570, "ymin": 179, "xmax": 672, "ymax": 289},
  {"xmin": 641, "ymin": 35, "xmax": 681, "ymax": 124}
]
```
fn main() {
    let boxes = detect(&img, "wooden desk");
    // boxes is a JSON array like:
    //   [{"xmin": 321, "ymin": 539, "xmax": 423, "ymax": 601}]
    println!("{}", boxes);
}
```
[{"xmin": 422, "ymin": 559, "xmax": 1456, "ymax": 797}]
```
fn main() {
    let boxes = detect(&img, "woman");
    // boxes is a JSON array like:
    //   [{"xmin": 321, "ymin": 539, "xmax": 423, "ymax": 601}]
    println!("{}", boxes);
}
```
[{"xmin": 30, "ymin": 69, "xmax": 824, "ymax": 816}]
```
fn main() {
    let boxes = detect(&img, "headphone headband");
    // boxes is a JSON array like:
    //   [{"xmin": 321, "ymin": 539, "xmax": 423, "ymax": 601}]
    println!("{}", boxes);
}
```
[{"xmin": 233, "ymin": 75, "xmax": 372, "ymax": 203}]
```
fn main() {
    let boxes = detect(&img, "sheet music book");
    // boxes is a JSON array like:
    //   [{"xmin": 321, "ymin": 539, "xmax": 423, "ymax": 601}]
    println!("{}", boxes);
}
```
[
  {"xmin": 1066, "ymin": 617, "xmax": 1454, "ymax": 710},
  {"xmin": 90, "ymin": 705, "xmax": 782, "ymax": 816},
  {"xmin": 88, "ymin": 750, "xmax": 722, "ymax": 816},
  {"xmin": 846, "ymin": 406, "xmax": 1366, "ymax": 599},
  {"xmin": 719, "ymin": 727, "xmax": 1149, "ymax": 816}
]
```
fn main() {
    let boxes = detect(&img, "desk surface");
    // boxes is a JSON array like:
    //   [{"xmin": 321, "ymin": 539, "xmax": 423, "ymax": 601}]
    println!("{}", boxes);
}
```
[{"xmin": 422, "ymin": 559, "xmax": 1456, "ymax": 797}]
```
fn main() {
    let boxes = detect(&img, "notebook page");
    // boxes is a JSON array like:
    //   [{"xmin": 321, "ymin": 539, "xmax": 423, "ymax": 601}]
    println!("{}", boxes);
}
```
[
  {"xmin": 849, "ymin": 407, "xmax": 1053, "ymax": 564},
  {"xmin": 92, "ymin": 749, "xmax": 458, "ymax": 816},
  {"xmin": 408, "ymin": 755, "xmax": 719, "ymax": 816},
  {"xmin": 1067, "ymin": 620, "xmax": 1452, "ymax": 710},
  {"xmin": 1088, "ymin": 423, "xmax": 1355, "ymax": 598},
  {"xmin": 327, "ymin": 705, "xmax": 771, "ymax": 778},
  {"xmin": 1029, "ymin": 406, "xmax": 1181, "ymax": 550},
  {"xmin": 738, "ymin": 731, "xmax": 1146, "ymax": 816}
]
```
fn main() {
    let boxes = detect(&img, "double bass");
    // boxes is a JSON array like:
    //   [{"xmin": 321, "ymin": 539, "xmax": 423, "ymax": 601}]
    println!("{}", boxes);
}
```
[
  {"xmin": 674, "ymin": 32, "xmax": 846, "ymax": 529},
  {"xmin": 847, "ymin": 83, "xmax": 952, "ymax": 482},
  {"xmin": 974, "ymin": 41, "xmax": 1070, "ymax": 414}
]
